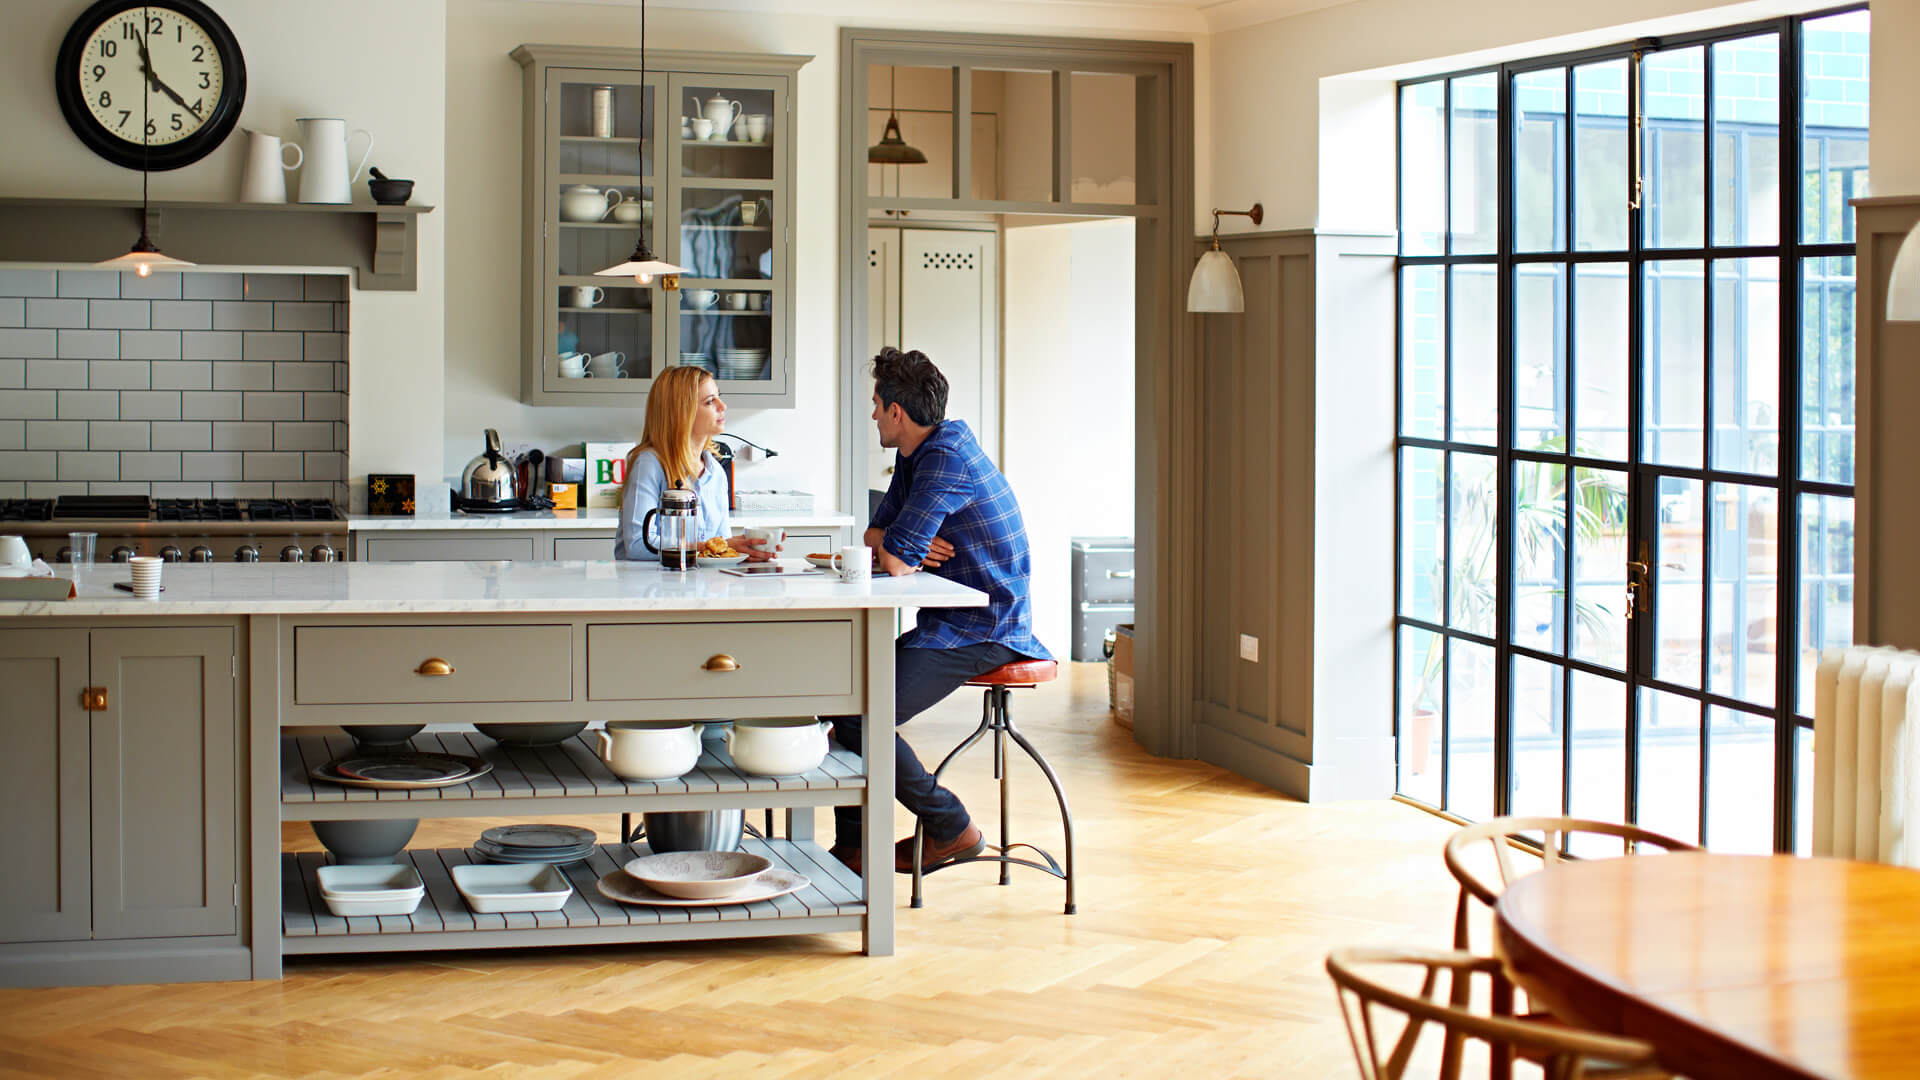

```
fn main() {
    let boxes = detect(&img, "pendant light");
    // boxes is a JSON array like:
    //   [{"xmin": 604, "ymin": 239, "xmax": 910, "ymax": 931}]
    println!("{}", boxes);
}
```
[
  {"xmin": 1187, "ymin": 204, "xmax": 1263, "ymax": 313},
  {"xmin": 867, "ymin": 65, "xmax": 927, "ymax": 166},
  {"xmin": 595, "ymin": 0, "xmax": 685, "ymax": 289},
  {"xmin": 100, "ymin": 5, "xmax": 192, "ymax": 278}
]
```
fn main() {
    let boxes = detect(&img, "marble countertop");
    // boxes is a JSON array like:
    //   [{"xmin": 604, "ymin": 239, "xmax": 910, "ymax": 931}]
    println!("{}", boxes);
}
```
[
  {"xmin": 349, "ymin": 508, "xmax": 858, "ymax": 532},
  {"xmin": 0, "ymin": 561, "xmax": 981, "ymax": 617}
]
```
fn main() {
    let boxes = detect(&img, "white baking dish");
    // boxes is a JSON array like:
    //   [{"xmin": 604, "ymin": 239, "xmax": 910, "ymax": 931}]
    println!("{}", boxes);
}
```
[
  {"xmin": 315, "ymin": 864, "xmax": 426, "ymax": 917},
  {"xmin": 451, "ymin": 862, "xmax": 574, "ymax": 913}
]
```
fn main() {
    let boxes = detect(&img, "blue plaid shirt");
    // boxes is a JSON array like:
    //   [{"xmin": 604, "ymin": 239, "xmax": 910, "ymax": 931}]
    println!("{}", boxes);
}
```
[{"xmin": 872, "ymin": 419, "xmax": 1051, "ymax": 660}]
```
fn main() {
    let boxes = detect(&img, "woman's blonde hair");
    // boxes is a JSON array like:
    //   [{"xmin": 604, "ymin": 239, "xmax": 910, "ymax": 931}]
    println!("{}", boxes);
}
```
[{"xmin": 626, "ymin": 365, "xmax": 718, "ymax": 490}]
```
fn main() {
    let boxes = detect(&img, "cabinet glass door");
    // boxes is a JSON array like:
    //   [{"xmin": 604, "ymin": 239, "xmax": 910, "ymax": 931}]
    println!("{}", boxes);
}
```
[
  {"xmin": 669, "ymin": 74, "xmax": 786, "ymax": 392},
  {"xmin": 547, "ymin": 70, "xmax": 665, "ymax": 391}
]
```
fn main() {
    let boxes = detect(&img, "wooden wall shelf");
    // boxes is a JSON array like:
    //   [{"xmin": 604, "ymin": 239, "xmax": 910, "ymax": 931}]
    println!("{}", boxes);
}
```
[{"xmin": 0, "ymin": 197, "xmax": 433, "ymax": 291}]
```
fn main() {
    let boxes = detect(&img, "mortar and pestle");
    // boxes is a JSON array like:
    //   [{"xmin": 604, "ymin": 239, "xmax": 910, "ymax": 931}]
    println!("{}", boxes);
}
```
[{"xmin": 367, "ymin": 167, "xmax": 414, "ymax": 206}]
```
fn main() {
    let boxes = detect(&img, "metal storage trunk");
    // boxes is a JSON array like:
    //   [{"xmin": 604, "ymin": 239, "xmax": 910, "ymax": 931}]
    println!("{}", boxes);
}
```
[{"xmin": 1071, "ymin": 537, "xmax": 1134, "ymax": 661}]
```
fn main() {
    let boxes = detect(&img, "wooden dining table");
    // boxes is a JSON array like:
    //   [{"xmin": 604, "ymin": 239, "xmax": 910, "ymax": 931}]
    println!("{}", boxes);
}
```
[{"xmin": 1494, "ymin": 852, "xmax": 1920, "ymax": 1080}]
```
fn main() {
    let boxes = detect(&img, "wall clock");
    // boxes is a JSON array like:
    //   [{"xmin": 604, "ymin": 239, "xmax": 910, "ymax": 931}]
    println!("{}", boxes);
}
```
[{"xmin": 54, "ymin": 0, "xmax": 247, "ymax": 171}]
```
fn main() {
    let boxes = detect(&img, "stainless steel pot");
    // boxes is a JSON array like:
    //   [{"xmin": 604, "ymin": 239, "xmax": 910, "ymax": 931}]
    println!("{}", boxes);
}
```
[
  {"xmin": 642, "ymin": 809, "xmax": 744, "ymax": 853},
  {"xmin": 457, "ymin": 428, "xmax": 521, "ymax": 510}
]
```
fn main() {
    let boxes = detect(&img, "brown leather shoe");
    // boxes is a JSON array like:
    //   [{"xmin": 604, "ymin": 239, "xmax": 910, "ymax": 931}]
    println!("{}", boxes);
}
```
[
  {"xmin": 829, "ymin": 844, "xmax": 862, "ymax": 877},
  {"xmin": 895, "ymin": 823, "xmax": 985, "ymax": 873}
]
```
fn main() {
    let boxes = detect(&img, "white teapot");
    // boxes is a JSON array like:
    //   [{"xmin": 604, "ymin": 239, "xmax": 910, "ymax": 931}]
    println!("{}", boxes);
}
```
[
  {"xmin": 691, "ymin": 93, "xmax": 742, "ymax": 140},
  {"xmin": 560, "ymin": 184, "xmax": 620, "ymax": 223}
]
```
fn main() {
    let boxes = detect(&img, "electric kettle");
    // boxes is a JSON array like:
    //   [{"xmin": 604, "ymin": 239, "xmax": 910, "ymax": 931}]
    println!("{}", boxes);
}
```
[{"xmin": 453, "ymin": 429, "xmax": 522, "ymax": 512}]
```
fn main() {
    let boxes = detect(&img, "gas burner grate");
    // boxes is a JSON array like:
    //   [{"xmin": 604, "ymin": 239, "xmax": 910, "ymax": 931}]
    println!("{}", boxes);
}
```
[
  {"xmin": 0, "ymin": 499, "xmax": 55, "ymax": 522},
  {"xmin": 248, "ymin": 499, "xmax": 341, "ymax": 522},
  {"xmin": 53, "ymin": 495, "xmax": 152, "ymax": 520},
  {"xmin": 155, "ymin": 498, "xmax": 246, "ymax": 522}
]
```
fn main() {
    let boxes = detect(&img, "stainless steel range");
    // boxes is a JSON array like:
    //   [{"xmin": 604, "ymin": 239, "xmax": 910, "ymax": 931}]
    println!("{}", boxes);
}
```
[{"xmin": 0, "ymin": 496, "xmax": 348, "ymax": 563}]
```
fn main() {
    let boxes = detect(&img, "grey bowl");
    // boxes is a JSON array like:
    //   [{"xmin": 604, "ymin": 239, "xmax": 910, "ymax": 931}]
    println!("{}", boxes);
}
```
[
  {"xmin": 475, "ymin": 721, "xmax": 588, "ymax": 747},
  {"xmin": 312, "ymin": 818, "xmax": 419, "ymax": 865},
  {"xmin": 344, "ymin": 723, "xmax": 425, "ymax": 747}
]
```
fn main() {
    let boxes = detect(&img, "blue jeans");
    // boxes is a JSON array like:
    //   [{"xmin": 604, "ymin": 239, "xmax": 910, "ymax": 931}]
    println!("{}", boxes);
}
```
[{"xmin": 831, "ymin": 641, "xmax": 1025, "ymax": 848}]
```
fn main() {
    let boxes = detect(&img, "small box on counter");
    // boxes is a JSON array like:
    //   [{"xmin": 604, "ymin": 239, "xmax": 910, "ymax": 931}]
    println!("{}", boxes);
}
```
[
  {"xmin": 548, "ymin": 482, "xmax": 578, "ymax": 510},
  {"xmin": 547, "ymin": 456, "xmax": 585, "ymax": 484},
  {"xmin": 585, "ymin": 442, "xmax": 637, "ymax": 508},
  {"xmin": 366, "ymin": 474, "xmax": 416, "ymax": 515},
  {"xmin": 0, "ymin": 576, "xmax": 75, "ymax": 601},
  {"xmin": 734, "ymin": 489, "xmax": 813, "ymax": 513}
]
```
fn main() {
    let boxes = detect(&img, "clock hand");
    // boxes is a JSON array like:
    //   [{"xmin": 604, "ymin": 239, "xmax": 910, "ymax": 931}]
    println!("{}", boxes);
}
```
[{"xmin": 134, "ymin": 32, "xmax": 203, "ymax": 120}]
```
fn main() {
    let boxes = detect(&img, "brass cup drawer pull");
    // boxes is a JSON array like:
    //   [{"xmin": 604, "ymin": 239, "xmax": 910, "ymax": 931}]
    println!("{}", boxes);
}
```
[
  {"xmin": 416, "ymin": 658, "xmax": 456, "ymax": 677},
  {"xmin": 703, "ymin": 654, "xmax": 741, "ymax": 672}
]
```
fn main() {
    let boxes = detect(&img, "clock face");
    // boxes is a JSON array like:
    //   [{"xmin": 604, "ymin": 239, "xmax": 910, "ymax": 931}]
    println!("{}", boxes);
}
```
[
  {"xmin": 78, "ymin": 7, "xmax": 223, "ymax": 148},
  {"xmin": 55, "ymin": 0, "xmax": 247, "ymax": 171}
]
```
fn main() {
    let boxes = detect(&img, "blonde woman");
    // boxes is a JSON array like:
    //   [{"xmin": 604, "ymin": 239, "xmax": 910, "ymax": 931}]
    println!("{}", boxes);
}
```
[{"xmin": 613, "ymin": 366, "xmax": 773, "ymax": 562}]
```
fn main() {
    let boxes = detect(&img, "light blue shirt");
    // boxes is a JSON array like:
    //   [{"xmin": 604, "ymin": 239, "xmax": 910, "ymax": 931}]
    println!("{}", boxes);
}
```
[{"xmin": 614, "ymin": 447, "xmax": 730, "ymax": 561}]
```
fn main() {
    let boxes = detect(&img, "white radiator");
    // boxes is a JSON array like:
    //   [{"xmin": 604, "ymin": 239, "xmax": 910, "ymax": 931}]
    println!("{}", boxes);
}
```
[{"xmin": 1814, "ymin": 646, "xmax": 1920, "ymax": 864}]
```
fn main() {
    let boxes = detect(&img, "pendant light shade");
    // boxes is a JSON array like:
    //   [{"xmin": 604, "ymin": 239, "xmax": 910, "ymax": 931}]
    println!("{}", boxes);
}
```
[
  {"xmin": 1888, "ymin": 218, "xmax": 1920, "ymax": 321},
  {"xmin": 867, "ymin": 66, "xmax": 926, "ymax": 165},
  {"xmin": 1187, "ymin": 203, "xmax": 1262, "ymax": 314},
  {"xmin": 592, "ymin": 0, "xmax": 686, "ymax": 289},
  {"xmin": 99, "ymin": 5, "xmax": 192, "ymax": 277}
]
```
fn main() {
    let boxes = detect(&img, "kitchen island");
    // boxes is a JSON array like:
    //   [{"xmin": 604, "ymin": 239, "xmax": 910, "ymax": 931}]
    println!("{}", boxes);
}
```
[
  {"xmin": 0, "ymin": 561, "xmax": 984, "ymax": 987},
  {"xmin": 349, "ymin": 507, "xmax": 858, "ymax": 562}
]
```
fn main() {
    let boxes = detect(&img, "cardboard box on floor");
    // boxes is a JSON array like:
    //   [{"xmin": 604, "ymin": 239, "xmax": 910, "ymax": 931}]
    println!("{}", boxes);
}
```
[{"xmin": 1110, "ymin": 623, "xmax": 1134, "ymax": 729}]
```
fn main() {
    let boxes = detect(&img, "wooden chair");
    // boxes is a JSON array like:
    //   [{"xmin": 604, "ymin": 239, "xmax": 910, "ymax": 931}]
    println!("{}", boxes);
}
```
[
  {"xmin": 1326, "ymin": 947, "xmax": 1666, "ymax": 1080},
  {"xmin": 1440, "ymin": 817, "xmax": 1696, "ymax": 1079}
]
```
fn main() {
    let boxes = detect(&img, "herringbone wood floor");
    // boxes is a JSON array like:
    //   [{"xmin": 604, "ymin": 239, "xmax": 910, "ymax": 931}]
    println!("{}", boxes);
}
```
[{"xmin": 0, "ymin": 663, "xmax": 1468, "ymax": 1079}]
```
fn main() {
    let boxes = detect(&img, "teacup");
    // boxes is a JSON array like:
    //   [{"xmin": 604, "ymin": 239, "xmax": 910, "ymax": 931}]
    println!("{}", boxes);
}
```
[
  {"xmin": 589, "ymin": 351, "xmax": 627, "ymax": 378},
  {"xmin": 558, "ymin": 352, "xmax": 588, "ymax": 379},
  {"xmin": 610, "ymin": 199, "xmax": 644, "ymax": 224},
  {"xmin": 691, "ymin": 117, "xmax": 715, "ymax": 141},
  {"xmin": 745, "ymin": 114, "xmax": 769, "ymax": 142},
  {"xmin": 684, "ymin": 289, "xmax": 717, "ymax": 310},
  {"xmin": 724, "ymin": 291, "xmax": 751, "ymax": 311},
  {"xmin": 569, "ymin": 285, "xmax": 605, "ymax": 308}
]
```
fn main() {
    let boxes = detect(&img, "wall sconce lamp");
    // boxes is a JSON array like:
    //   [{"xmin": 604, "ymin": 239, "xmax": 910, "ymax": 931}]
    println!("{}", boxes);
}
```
[
  {"xmin": 1187, "ymin": 204, "xmax": 1262, "ymax": 313},
  {"xmin": 1888, "ymin": 218, "xmax": 1920, "ymax": 321}
]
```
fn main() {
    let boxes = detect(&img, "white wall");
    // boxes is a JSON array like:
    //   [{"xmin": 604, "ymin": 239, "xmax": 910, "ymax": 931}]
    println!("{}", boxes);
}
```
[
  {"xmin": 1003, "ymin": 217, "xmax": 1135, "ymax": 657},
  {"xmin": 0, "ymin": 0, "xmax": 447, "ymax": 512}
]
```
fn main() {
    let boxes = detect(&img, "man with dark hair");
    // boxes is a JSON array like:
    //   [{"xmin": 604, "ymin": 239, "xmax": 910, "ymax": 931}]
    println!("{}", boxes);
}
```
[{"xmin": 828, "ymin": 347, "xmax": 1052, "ymax": 876}]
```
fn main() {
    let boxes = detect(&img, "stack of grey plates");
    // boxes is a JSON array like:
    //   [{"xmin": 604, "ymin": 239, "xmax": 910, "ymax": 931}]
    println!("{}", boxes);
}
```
[
  {"xmin": 677, "ymin": 351, "xmax": 714, "ymax": 373},
  {"xmin": 473, "ymin": 824, "xmax": 598, "ymax": 866},
  {"xmin": 719, "ymin": 348, "xmax": 767, "ymax": 380}
]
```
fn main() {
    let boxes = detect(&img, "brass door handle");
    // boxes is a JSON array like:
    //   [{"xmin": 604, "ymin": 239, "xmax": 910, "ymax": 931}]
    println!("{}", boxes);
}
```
[
  {"xmin": 80, "ymin": 688, "xmax": 107, "ymax": 711},
  {"xmin": 416, "ymin": 658, "xmax": 456, "ymax": 677},
  {"xmin": 703, "ymin": 654, "xmax": 741, "ymax": 672}
]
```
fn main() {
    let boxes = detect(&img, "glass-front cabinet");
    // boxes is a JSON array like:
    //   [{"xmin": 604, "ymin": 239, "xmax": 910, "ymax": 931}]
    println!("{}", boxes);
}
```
[{"xmin": 513, "ymin": 47, "xmax": 806, "ymax": 406}]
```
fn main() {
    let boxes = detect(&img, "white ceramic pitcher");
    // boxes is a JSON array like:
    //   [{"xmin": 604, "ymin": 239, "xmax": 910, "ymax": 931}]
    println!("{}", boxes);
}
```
[
  {"xmin": 295, "ymin": 117, "xmax": 374, "ymax": 204},
  {"xmin": 691, "ymin": 93, "xmax": 741, "ymax": 140},
  {"xmin": 238, "ymin": 129, "xmax": 302, "ymax": 204}
]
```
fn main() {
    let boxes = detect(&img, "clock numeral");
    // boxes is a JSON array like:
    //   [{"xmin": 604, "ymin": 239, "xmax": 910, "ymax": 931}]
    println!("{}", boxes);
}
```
[
  {"xmin": 145, "ymin": 119, "xmax": 156, "ymax": 137},
  {"xmin": 98, "ymin": 90, "xmax": 110, "ymax": 108},
  {"xmin": 198, "ymin": 72, "xmax": 210, "ymax": 89},
  {"xmin": 191, "ymin": 44, "xmax": 204, "ymax": 62},
  {"xmin": 91, "ymin": 64, "xmax": 105, "ymax": 80},
  {"xmin": 147, "ymin": 15, "xmax": 161, "ymax": 33},
  {"xmin": 170, "ymin": 113, "xmax": 183, "ymax": 132},
  {"xmin": 117, "ymin": 110, "xmax": 131, "ymax": 128},
  {"xmin": 121, "ymin": 21, "xmax": 137, "ymax": 40},
  {"xmin": 100, "ymin": 39, "xmax": 117, "ymax": 57},
  {"xmin": 176, "ymin": 24, "xmax": 182, "ymax": 42}
]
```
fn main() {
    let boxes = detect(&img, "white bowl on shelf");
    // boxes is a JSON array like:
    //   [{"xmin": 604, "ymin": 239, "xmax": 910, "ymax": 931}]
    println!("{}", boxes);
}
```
[
  {"xmin": 451, "ymin": 862, "xmax": 574, "ymax": 912},
  {"xmin": 622, "ymin": 850, "xmax": 773, "ymax": 899},
  {"xmin": 315, "ymin": 864, "xmax": 426, "ymax": 917}
]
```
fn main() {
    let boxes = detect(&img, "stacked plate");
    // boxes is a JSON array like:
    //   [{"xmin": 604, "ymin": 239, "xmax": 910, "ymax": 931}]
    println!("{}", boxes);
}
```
[
  {"xmin": 312, "ymin": 751, "xmax": 492, "ymax": 791},
  {"xmin": 677, "ymin": 351, "xmax": 714, "ymax": 374},
  {"xmin": 473, "ymin": 823, "xmax": 598, "ymax": 866},
  {"xmin": 719, "ymin": 348, "xmax": 767, "ymax": 380}
]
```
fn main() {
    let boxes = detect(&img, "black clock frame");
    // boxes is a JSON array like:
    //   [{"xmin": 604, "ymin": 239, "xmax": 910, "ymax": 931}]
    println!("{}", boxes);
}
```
[{"xmin": 54, "ymin": 0, "xmax": 247, "ymax": 172}]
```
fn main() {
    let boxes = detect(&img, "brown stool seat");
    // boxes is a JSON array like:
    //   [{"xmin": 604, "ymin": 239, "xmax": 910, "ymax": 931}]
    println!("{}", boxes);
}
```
[{"xmin": 966, "ymin": 659, "xmax": 1059, "ymax": 687}]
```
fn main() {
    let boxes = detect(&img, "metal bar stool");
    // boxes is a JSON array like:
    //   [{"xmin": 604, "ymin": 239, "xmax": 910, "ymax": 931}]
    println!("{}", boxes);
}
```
[{"xmin": 910, "ymin": 658, "xmax": 1076, "ymax": 914}]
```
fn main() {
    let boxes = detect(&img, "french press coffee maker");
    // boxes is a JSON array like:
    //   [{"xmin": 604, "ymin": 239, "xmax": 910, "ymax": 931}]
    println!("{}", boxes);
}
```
[{"xmin": 641, "ymin": 487, "xmax": 698, "ymax": 571}]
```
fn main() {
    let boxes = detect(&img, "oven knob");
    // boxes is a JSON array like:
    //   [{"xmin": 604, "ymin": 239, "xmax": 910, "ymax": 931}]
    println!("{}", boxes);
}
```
[
  {"xmin": 188, "ymin": 546, "xmax": 214, "ymax": 563},
  {"xmin": 159, "ymin": 545, "xmax": 184, "ymax": 563},
  {"xmin": 111, "ymin": 546, "xmax": 136, "ymax": 563},
  {"xmin": 280, "ymin": 545, "xmax": 306, "ymax": 563},
  {"xmin": 234, "ymin": 545, "xmax": 260, "ymax": 563},
  {"xmin": 56, "ymin": 546, "xmax": 73, "ymax": 564},
  {"xmin": 310, "ymin": 544, "xmax": 338, "ymax": 563}
]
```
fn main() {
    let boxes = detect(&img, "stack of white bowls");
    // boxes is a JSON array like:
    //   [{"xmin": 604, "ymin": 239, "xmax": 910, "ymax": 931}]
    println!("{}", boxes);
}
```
[
  {"xmin": 677, "ymin": 351, "xmax": 714, "ymax": 374},
  {"xmin": 719, "ymin": 348, "xmax": 767, "ymax": 380},
  {"xmin": 128, "ymin": 555, "xmax": 163, "ymax": 598}
]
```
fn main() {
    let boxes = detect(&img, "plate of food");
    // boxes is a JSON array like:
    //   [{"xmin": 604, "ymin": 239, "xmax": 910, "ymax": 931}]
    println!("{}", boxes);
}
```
[
  {"xmin": 696, "ymin": 537, "xmax": 749, "ymax": 567},
  {"xmin": 803, "ymin": 552, "xmax": 838, "ymax": 569}
]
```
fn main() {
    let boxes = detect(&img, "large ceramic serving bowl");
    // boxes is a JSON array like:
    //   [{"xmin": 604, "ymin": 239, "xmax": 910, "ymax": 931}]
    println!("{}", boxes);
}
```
[
  {"xmin": 622, "ymin": 850, "xmax": 773, "ymax": 899},
  {"xmin": 474, "ymin": 721, "xmax": 589, "ymax": 747},
  {"xmin": 726, "ymin": 717, "xmax": 832, "ymax": 776},
  {"xmin": 344, "ymin": 723, "xmax": 425, "ymax": 747},
  {"xmin": 311, "ymin": 818, "xmax": 419, "ymax": 865},
  {"xmin": 596, "ymin": 720, "xmax": 704, "ymax": 780}
]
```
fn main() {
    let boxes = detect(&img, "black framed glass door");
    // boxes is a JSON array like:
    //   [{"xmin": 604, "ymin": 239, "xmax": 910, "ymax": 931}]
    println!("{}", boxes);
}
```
[{"xmin": 1393, "ymin": 6, "xmax": 1867, "ymax": 853}]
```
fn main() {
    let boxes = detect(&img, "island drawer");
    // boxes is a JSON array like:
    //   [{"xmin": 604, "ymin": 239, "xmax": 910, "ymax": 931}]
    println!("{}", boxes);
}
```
[
  {"xmin": 587, "ymin": 619, "xmax": 855, "ymax": 701},
  {"xmin": 294, "ymin": 624, "xmax": 573, "ymax": 705}
]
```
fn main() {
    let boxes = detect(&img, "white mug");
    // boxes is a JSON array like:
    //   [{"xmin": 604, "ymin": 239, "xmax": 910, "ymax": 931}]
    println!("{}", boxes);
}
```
[
  {"xmin": 570, "ymin": 285, "xmax": 605, "ymax": 308},
  {"xmin": 238, "ymin": 129, "xmax": 302, "ymax": 203},
  {"xmin": 589, "ymin": 351, "xmax": 627, "ymax": 378},
  {"xmin": 743, "ymin": 526, "xmax": 785, "ymax": 557},
  {"xmin": 829, "ymin": 545, "xmax": 872, "ymax": 583},
  {"xmin": 558, "ymin": 352, "xmax": 588, "ymax": 378},
  {"xmin": 684, "ymin": 289, "xmax": 717, "ymax": 309},
  {"xmin": 0, "ymin": 534, "xmax": 28, "ymax": 569},
  {"xmin": 745, "ymin": 114, "xmax": 769, "ymax": 142},
  {"xmin": 724, "ymin": 291, "xmax": 750, "ymax": 311}
]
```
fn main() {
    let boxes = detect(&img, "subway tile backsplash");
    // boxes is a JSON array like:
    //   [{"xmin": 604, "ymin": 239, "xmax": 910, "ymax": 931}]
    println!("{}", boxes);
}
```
[{"xmin": 0, "ymin": 271, "xmax": 348, "ymax": 502}]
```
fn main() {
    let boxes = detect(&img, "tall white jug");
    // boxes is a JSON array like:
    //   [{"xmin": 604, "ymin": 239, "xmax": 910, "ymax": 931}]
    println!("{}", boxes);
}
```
[
  {"xmin": 295, "ymin": 117, "xmax": 374, "ymax": 204},
  {"xmin": 238, "ymin": 129, "xmax": 302, "ymax": 204}
]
